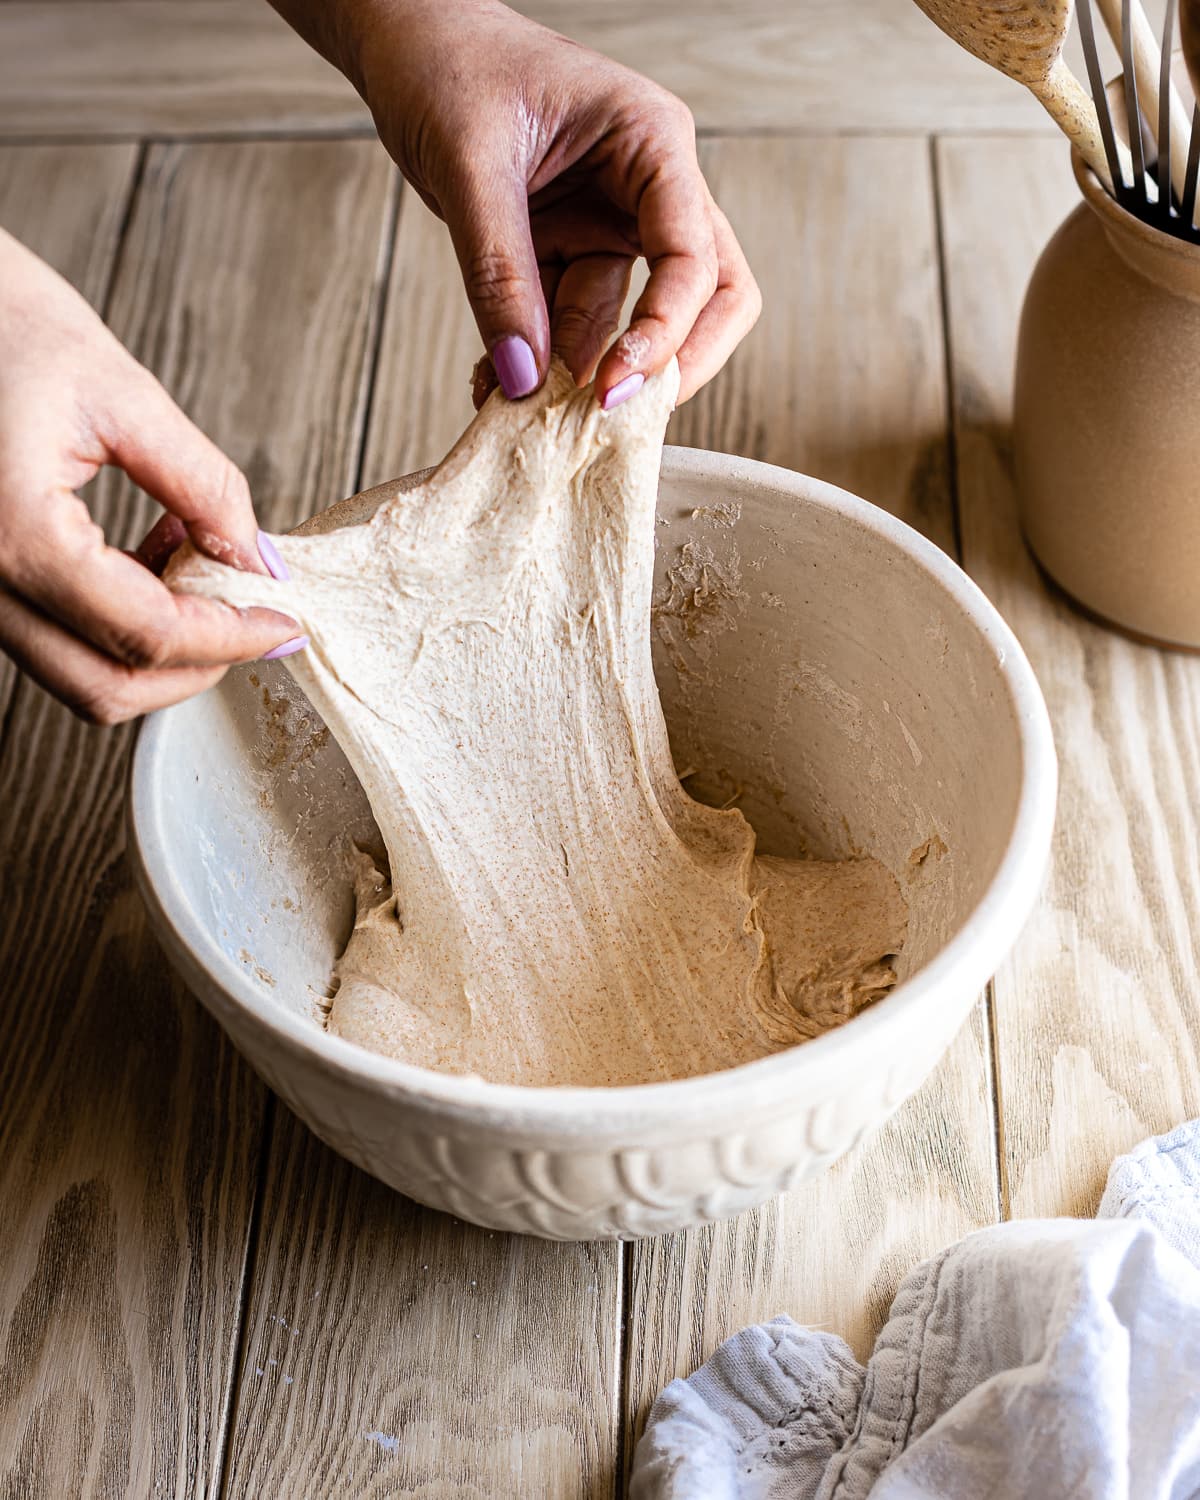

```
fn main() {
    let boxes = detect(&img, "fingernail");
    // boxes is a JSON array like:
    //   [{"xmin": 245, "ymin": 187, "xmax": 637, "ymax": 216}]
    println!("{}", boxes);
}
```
[
  {"xmin": 491, "ymin": 336, "xmax": 539, "ymax": 400},
  {"xmin": 601, "ymin": 372, "xmax": 645, "ymax": 411},
  {"xmin": 257, "ymin": 529, "xmax": 290, "ymax": 582},
  {"xmin": 262, "ymin": 634, "xmax": 309, "ymax": 661}
]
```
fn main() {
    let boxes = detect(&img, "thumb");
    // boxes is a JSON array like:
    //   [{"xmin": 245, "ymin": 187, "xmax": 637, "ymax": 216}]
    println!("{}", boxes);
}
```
[
  {"xmin": 101, "ymin": 359, "xmax": 268, "ymax": 575},
  {"xmin": 443, "ymin": 159, "xmax": 549, "ymax": 399}
]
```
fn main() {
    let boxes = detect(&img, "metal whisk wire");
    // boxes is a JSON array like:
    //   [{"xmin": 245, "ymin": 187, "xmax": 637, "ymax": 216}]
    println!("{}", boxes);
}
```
[
  {"xmin": 1158, "ymin": 0, "xmax": 1178, "ymax": 215},
  {"xmin": 1078, "ymin": 0, "xmax": 1128, "ymax": 199},
  {"xmin": 1078, "ymin": 0, "xmax": 1200, "ymax": 241}
]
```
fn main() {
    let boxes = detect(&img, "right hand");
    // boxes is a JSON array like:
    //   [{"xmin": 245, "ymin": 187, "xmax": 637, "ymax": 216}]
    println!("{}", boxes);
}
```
[
  {"xmin": 324, "ymin": 0, "xmax": 761, "ymax": 406},
  {"xmin": 0, "ymin": 230, "xmax": 302, "ymax": 724}
]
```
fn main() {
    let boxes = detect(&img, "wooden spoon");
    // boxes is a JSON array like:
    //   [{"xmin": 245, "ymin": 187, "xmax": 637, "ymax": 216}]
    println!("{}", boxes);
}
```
[
  {"xmin": 1182, "ymin": 0, "xmax": 1200, "ymax": 101},
  {"xmin": 912, "ymin": 0, "xmax": 1117, "ymax": 188}
]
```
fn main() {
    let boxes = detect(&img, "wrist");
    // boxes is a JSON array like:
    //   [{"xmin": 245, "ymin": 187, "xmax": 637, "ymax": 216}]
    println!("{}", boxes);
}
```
[{"xmin": 282, "ymin": 0, "xmax": 513, "ymax": 101}]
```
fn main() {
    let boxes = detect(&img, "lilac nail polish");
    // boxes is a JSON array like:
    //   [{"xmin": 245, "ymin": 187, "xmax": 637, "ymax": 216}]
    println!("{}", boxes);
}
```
[
  {"xmin": 262, "ymin": 634, "xmax": 310, "ymax": 661},
  {"xmin": 258, "ymin": 529, "xmax": 290, "ymax": 582},
  {"xmin": 602, "ymin": 372, "xmax": 645, "ymax": 411},
  {"xmin": 492, "ymin": 336, "xmax": 540, "ymax": 400}
]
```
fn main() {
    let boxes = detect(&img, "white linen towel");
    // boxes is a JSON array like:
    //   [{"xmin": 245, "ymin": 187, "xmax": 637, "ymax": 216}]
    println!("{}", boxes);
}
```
[{"xmin": 631, "ymin": 1120, "xmax": 1200, "ymax": 1500}]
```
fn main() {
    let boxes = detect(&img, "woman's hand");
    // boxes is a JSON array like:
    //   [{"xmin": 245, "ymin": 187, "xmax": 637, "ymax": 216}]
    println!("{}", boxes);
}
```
[
  {"xmin": 273, "ymin": 0, "xmax": 761, "ymax": 406},
  {"xmin": 0, "ymin": 231, "xmax": 302, "ymax": 724}
]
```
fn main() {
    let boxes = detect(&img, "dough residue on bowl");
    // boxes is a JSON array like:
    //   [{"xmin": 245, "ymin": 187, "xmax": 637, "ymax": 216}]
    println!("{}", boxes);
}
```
[{"xmin": 168, "ymin": 359, "xmax": 906, "ymax": 1087}]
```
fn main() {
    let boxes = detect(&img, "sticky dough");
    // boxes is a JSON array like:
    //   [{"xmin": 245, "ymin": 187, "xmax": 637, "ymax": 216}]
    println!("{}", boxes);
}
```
[{"xmin": 169, "ymin": 360, "xmax": 906, "ymax": 1087}]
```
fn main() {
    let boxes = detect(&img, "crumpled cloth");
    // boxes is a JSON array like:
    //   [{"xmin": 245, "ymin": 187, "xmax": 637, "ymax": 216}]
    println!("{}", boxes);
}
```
[{"xmin": 631, "ymin": 1120, "xmax": 1200, "ymax": 1500}]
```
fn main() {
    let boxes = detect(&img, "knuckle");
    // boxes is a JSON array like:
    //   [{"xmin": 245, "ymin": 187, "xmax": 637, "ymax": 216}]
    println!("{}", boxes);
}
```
[
  {"xmin": 742, "ymin": 272, "xmax": 764, "ymax": 324},
  {"xmin": 554, "ymin": 303, "xmax": 616, "ymax": 344},
  {"xmin": 69, "ymin": 674, "xmax": 135, "ymax": 727},
  {"xmin": 191, "ymin": 455, "xmax": 252, "ymax": 550},
  {"xmin": 462, "ymin": 251, "xmax": 531, "ymax": 313},
  {"xmin": 650, "ymin": 87, "xmax": 694, "ymax": 136},
  {"xmin": 100, "ymin": 356, "xmax": 160, "ymax": 434},
  {"xmin": 106, "ymin": 619, "xmax": 175, "ymax": 671},
  {"xmin": 213, "ymin": 456, "xmax": 251, "ymax": 518},
  {"xmin": 671, "ymin": 98, "xmax": 697, "ymax": 137}
]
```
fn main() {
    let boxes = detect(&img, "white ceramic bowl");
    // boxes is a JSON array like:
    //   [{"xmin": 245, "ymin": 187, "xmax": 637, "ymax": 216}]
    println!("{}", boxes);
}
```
[{"xmin": 129, "ymin": 449, "xmax": 1056, "ymax": 1240}]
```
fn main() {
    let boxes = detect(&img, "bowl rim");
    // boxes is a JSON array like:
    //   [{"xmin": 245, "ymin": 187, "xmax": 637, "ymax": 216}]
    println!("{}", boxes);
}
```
[{"xmin": 128, "ymin": 445, "xmax": 1058, "ymax": 1131}]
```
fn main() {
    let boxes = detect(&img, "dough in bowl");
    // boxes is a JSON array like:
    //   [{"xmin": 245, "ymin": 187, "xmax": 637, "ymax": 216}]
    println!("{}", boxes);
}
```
[{"xmin": 168, "ymin": 360, "xmax": 905, "ymax": 1087}]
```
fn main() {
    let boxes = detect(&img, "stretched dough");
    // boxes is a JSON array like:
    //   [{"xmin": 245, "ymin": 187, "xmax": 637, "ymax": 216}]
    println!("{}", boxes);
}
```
[{"xmin": 169, "ymin": 360, "xmax": 905, "ymax": 1087}]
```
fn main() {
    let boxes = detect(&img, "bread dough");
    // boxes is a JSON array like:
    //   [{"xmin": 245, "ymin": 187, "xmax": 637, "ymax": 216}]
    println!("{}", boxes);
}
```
[{"xmin": 168, "ymin": 360, "xmax": 906, "ymax": 1087}]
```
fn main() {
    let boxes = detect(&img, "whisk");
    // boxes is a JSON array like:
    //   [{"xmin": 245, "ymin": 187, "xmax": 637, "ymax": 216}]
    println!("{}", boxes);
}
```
[{"xmin": 1078, "ymin": 0, "xmax": 1200, "ymax": 238}]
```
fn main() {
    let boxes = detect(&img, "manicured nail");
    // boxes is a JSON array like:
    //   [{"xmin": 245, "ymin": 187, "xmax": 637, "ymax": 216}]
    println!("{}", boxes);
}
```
[
  {"xmin": 491, "ymin": 335, "xmax": 539, "ymax": 399},
  {"xmin": 601, "ymin": 372, "xmax": 645, "ymax": 411},
  {"xmin": 257, "ymin": 529, "xmax": 290, "ymax": 582},
  {"xmin": 262, "ymin": 634, "xmax": 309, "ymax": 661}
]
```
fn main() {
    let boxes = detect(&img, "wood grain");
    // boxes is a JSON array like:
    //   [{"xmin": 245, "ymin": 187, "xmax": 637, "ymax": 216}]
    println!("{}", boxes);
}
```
[
  {"xmin": 222, "ymin": 186, "xmax": 622, "ymax": 1500},
  {"xmin": 937, "ymin": 135, "xmax": 1200, "ymax": 1219},
  {"xmin": 3, "ymin": 70, "xmax": 1193, "ymax": 1500},
  {"xmin": 623, "ymin": 134, "xmax": 1000, "ymax": 1464},
  {"xmin": 0, "ymin": 0, "xmax": 1076, "ymax": 139},
  {"xmin": 358, "ymin": 187, "xmax": 479, "ymax": 485},
  {"xmin": 222, "ymin": 1115, "xmax": 621, "ymax": 1499},
  {"xmin": 0, "ymin": 2, "xmax": 367, "ymax": 138},
  {"xmin": 670, "ymin": 135, "xmax": 957, "ymax": 553},
  {"xmin": 0, "ymin": 143, "xmax": 139, "ymax": 729},
  {"xmin": 0, "ymin": 139, "xmax": 394, "ymax": 1500}
]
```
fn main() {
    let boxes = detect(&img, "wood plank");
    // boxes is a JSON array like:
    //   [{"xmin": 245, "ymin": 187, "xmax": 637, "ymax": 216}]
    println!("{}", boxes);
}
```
[
  {"xmin": 0, "ymin": 139, "xmax": 394, "ymax": 1500},
  {"xmin": 0, "ymin": 143, "xmax": 138, "ymax": 725},
  {"xmin": 222, "ymin": 184, "xmax": 623, "ymax": 1500},
  {"xmin": 624, "ymin": 134, "xmax": 999, "ymax": 1463},
  {"xmin": 0, "ymin": 0, "xmax": 1085, "ymax": 139},
  {"xmin": 669, "ymin": 136, "xmax": 956, "ymax": 552},
  {"xmin": 358, "ymin": 188, "xmax": 478, "ymax": 485},
  {"xmin": 223, "ymin": 1114, "xmax": 621, "ymax": 1498},
  {"xmin": 937, "ymin": 135, "xmax": 1200, "ymax": 1221},
  {"xmin": 0, "ymin": 2, "xmax": 367, "ymax": 138},
  {"xmin": 0, "ymin": 143, "xmax": 136, "ymax": 294}
]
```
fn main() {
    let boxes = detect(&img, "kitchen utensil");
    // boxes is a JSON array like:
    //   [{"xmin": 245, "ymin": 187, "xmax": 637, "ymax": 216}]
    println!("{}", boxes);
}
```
[
  {"xmin": 911, "ymin": 0, "xmax": 1117, "ymax": 186},
  {"xmin": 1095, "ymin": 0, "xmax": 1190, "ymax": 204},
  {"xmin": 1015, "ymin": 72, "xmax": 1200, "ymax": 647},
  {"xmin": 129, "ymin": 453, "xmax": 1056, "ymax": 1241},
  {"xmin": 1079, "ymin": 0, "xmax": 1200, "ymax": 234}
]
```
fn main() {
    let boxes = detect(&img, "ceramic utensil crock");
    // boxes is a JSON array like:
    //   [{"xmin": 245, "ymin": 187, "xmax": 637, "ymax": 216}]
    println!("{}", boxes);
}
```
[{"xmin": 1015, "ymin": 146, "xmax": 1200, "ymax": 648}]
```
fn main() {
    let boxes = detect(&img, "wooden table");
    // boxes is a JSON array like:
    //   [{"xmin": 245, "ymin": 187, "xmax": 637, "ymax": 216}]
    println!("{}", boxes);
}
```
[{"xmin": 2, "ymin": 3, "xmax": 1198, "ymax": 1495}]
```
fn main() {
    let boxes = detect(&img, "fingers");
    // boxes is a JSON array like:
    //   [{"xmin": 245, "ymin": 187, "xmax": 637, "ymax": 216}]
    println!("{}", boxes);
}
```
[
  {"xmin": 99, "ymin": 361, "xmax": 267, "ymax": 574},
  {"xmin": 471, "ymin": 249, "xmax": 634, "ymax": 401},
  {"xmin": 593, "ymin": 133, "xmax": 719, "ymax": 404},
  {"xmin": 443, "ymin": 156, "xmax": 551, "ymax": 399},
  {"xmin": 672, "ymin": 203, "xmax": 762, "ymax": 403},
  {"xmin": 0, "ymin": 585, "xmax": 228, "ymax": 726},
  {"xmin": 549, "ymin": 254, "xmax": 634, "ymax": 386},
  {"xmin": 0, "ymin": 233, "xmax": 294, "ymax": 721},
  {"xmin": 4, "ymin": 494, "xmax": 299, "ymax": 672}
]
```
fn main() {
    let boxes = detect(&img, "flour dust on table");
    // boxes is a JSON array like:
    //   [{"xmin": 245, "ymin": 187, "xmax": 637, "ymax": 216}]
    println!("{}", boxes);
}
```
[{"xmin": 168, "ymin": 360, "xmax": 906, "ymax": 1087}]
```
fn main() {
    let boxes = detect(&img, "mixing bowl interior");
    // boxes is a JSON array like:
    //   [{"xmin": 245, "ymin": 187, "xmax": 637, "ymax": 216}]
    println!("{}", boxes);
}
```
[{"xmin": 136, "ymin": 450, "xmax": 1027, "ymax": 1051}]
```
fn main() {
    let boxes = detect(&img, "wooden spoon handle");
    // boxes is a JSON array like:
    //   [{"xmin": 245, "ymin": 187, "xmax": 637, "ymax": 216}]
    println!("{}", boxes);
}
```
[{"xmin": 1038, "ymin": 60, "xmax": 1130, "ymax": 190}]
